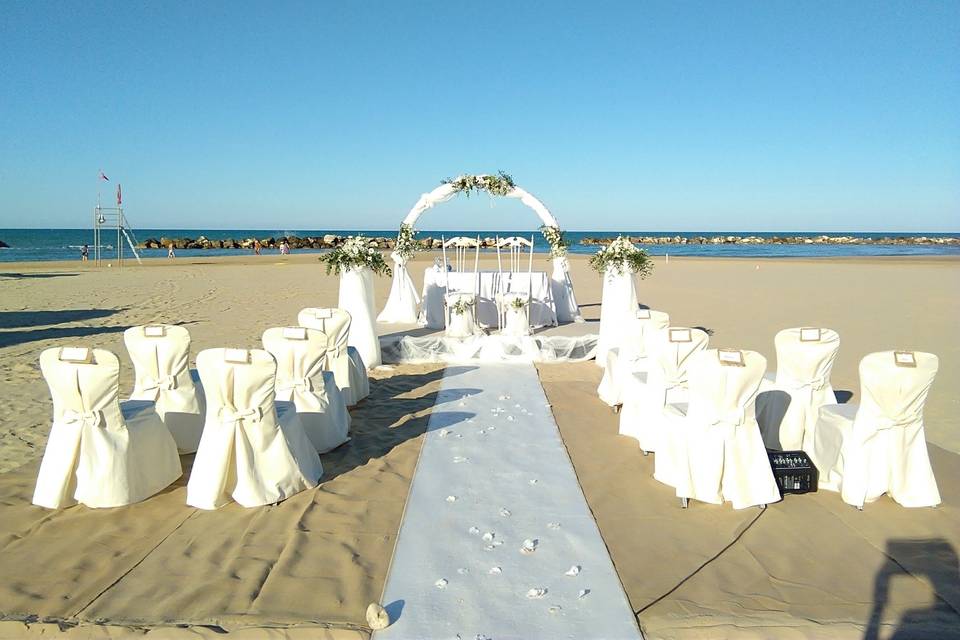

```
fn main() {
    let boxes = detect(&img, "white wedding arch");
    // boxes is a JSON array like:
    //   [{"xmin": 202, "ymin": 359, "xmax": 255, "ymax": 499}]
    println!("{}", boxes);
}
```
[{"xmin": 377, "ymin": 174, "xmax": 582, "ymax": 325}]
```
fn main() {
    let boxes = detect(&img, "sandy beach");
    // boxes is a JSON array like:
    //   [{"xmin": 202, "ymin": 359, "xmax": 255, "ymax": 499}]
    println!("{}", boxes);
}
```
[{"xmin": 1, "ymin": 252, "xmax": 958, "ymax": 637}]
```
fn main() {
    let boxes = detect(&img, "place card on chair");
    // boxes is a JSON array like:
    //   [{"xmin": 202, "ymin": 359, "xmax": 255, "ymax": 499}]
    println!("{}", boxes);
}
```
[
  {"xmin": 59, "ymin": 347, "xmax": 92, "ymax": 363},
  {"xmin": 313, "ymin": 309, "xmax": 333, "ymax": 319},
  {"xmin": 224, "ymin": 348, "xmax": 250, "ymax": 364},
  {"xmin": 669, "ymin": 328, "xmax": 692, "ymax": 343},
  {"xmin": 636, "ymin": 309, "xmax": 651, "ymax": 319},
  {"xmin": 718, "ymin": 349, "xmax": 746, "ymax": 367},
  {"xmin": 144, "ymin": 325, "xmax": 167, "ymax": 337},
  {"xmin": 894, "ymin": 351, "xmax": 917, "ymax": 368},
  {"xmin": 799, "ymin": 327, "xmax": 821, "ymax": 342},
  {"xmin": 282, "ymin": 326, "xmax": 308, "ymax": 340}
]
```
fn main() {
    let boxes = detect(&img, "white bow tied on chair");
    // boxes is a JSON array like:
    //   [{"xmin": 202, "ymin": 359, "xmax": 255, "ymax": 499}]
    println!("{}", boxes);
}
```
[
  {"xmin": 277, "ymin": 377, "xmax": 313, "ymax": 394},
  {"xmin": 62, "ymin": 409, "xmax": 103, "ymax": 429},
  {"xmin": 780, "ymin": 372, "xmax": 827, "ymax": 404},
  {"xmin": 142, "ymin": 374, "xmax": 177, "ymax": 394},
  {"xmin": 219, "ymin": 406, "xmax": 263, "ymax": 425},
  {"xmin": 709, "ymin": 406, "xmax": 747, "ymax": 440}
]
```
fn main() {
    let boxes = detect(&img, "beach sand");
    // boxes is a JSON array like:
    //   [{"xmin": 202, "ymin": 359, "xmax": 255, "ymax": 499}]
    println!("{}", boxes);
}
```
[{"xmin": 0, "ymin": 252, "xmax": 957, "ymax": 637}]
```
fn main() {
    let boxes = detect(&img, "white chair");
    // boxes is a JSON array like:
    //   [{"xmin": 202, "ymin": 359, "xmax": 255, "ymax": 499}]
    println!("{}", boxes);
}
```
[
  {"xmin": 297, "ymin": 307, "xmax": 370, "ymax": 406},
  {"xmin": 619, "ymin": 326, "xmax": 709, "ymax": 453},
  {"xmin": 756, "ymin": 327, "xmax": 840, "ymax": 452},
  {"xmin": 598, "ymin": 309, "xmax": 671, "ymax": 408},
  {"xmin": 495, "ymin": 235, "xmax": 534, "ymax": 336},
  {"xmin": 657, "ymin": 349, "xmax": 782, "ymax": 510},
  {"xmin": 441, "ymin": 236, "xmax": 481, "ymax": 338},
  {"xmin": 262, "ymin": 326, "xmax": 351, "ymax": 453},
  {"xmin": 186, "ymin": 348, "xmax": 323, "ymax": 510},
  {"xmin": 810, "ymin": 351, "xmax": 940, "ymax": 509},
  {"xmin": 124, "ymin": 324, "xmax": 205, "ymax": 453},
  {"xmin": 32, "ymin": 347, "xmax": 182, "ymax": 509}
]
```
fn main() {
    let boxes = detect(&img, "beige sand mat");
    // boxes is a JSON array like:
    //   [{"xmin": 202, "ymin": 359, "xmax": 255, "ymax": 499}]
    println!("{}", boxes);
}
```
[
  {"xmin": 0, "ymin": 364, "xmax": 444, "ymax": 635},
  {"xmin": 538, "ymin": 361, "xmax": 960, "ymax": 640}
]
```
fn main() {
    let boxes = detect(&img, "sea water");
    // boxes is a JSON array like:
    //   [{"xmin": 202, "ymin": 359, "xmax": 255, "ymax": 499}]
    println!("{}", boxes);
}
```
[{"xmin": 0, "ymin": 228, "xmax": 957, "ymax": 263}]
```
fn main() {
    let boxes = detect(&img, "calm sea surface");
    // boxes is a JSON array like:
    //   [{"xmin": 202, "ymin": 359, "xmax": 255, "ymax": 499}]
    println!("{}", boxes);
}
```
[{"xmin": 0, "ymin": 228, "xmax": 958, "ymax": 263}]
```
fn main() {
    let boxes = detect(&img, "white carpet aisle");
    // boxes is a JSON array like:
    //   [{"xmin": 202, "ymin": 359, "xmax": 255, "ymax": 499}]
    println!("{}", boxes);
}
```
[{"xmin": 374, "ymin": 363, "xmax": 642, "ymax": 640}]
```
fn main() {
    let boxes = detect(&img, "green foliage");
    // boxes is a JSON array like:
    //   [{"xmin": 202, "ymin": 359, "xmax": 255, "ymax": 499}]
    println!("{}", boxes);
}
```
[{"xmin": 442, "ymin": 171, "xmax": 516, "ymax": 197}]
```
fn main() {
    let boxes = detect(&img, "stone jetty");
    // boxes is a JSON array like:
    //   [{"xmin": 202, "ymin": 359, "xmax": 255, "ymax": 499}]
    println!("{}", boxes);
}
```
[
  {"xmin": 581, "ymin": 235, "xmax": 959, "ymax": 246},
  {"xmin": 138, "ymin": 233, "xmax": 959, "ymax": 251}
]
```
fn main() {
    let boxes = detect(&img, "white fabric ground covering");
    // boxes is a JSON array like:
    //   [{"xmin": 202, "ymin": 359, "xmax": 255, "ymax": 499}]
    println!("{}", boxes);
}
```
[
  {"xmin": 380, "ymin": 333, "xmax": 598, "ymax": 364},
  {"xmin": 420, "ymin": 269, "xmax": 558, "ymax": 329},
  {"xmin": 375, "ymin": 364, "xmax": 642, "ymax": 640}
]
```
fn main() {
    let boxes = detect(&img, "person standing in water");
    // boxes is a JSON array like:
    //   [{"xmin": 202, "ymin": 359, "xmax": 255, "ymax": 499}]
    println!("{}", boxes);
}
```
[
  {"xmin": 254, "ymin": 239, "xmax": 262, "ymax": 256},
  {"xmin": 80, "ymin": 244, "xmax": 88, "ymax": 261},
  {"xmin": 167, "ymin": 243, "xmax": 176, "ymax": 258}
]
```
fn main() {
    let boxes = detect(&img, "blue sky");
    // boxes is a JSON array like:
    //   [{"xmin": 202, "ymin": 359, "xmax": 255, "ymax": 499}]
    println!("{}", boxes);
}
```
[{"xmin": 1, "ymin": 1, "xmax": 957, "ymax": 232}]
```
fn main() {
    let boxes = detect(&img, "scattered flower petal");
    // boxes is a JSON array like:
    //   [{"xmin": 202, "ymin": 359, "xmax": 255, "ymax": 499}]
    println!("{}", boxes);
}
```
[
  {"xmin": 488, "ymin": 566, "xmax": 502, "ymax": 575},
  {"xmin": 482, "ymin": 532, "xmax": 495, "ymax": 542},
  {"xmin": 521, "ymin": 539, "xmax": 538, "ymax": 554},
  {"xmin": 565, "ymin": 565, "xmax": 581, "ymax": 577},
  {"xmin": 499, "ymin": 507, "xmax": 511, "ymax": 517},
  {"xmin": 434, "ymin": 578, "xmax": 448, "ymax": 589},
  {"xmin": 446, "ymin": 495, "xmax": 458, "ymax": 503},
  {"xmin": 468, "ymin": 526, "xmax": 480, "ymax": 535},
  {"xmin": 526, "ymin": 588, "xmax": 548, "ymax": 599}
]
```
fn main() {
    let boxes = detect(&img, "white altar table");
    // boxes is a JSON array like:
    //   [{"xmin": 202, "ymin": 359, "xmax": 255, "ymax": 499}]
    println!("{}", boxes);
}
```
[{"xmin": 420, "ymin": 268, "xmax": 558, "ymax": 329}]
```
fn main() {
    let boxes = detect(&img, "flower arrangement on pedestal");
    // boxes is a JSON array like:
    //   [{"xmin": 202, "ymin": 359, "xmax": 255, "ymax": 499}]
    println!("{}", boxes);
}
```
[
  {"xmin": 589, "ymin": 236, "xmax": 654, "ymax": 278},
  {"xmin": 394, "ymin": 223, "xmax": 418, "ymax": 260},
  {"xmin": 319, "ymin": 235, "xmax": 392, "ymax": 277}
]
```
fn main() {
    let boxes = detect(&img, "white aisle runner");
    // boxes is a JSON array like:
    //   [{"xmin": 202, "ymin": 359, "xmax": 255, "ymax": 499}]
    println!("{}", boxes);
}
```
[{"xmin": 375, "ymin": 363, "xmax": 642, "ymax": 640}]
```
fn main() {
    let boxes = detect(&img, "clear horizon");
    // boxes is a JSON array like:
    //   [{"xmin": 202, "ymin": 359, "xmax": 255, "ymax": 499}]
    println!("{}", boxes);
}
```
[{"xmin": 1, "ymin": 1, "xmax": 958, "ymax": 232}]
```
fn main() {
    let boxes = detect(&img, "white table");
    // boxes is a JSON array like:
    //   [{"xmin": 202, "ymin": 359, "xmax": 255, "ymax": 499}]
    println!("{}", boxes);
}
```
[{"xmin": 420, "ymin": 268, "xmax": 558, "ymax": 329}]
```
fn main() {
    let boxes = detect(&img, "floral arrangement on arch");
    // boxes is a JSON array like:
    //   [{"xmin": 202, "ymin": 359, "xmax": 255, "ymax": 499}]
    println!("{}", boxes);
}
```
[
  {"xmin": 589, "ymin": 235, "xmax": 654, "ymax": 278},
  {"xmin": 442, "ymin": 171, "xmax": 516, "ymax": 197},
  {"xmin": 539, "ymin": 225, "xmax": 569, "ymax": 257},
  {"xmin": 319, "ymin": 235, "xmax": 392, "ymax": 277},
  {"xmin": 394, "ymin": 223, "xmax": 418, "ymax": 260}
]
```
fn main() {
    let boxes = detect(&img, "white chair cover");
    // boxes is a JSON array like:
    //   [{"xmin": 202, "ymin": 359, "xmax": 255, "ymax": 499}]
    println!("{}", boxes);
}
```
[
  {"xmin": 377, "ymin": 251, "xmax": 421, "ymax": 323},
  {"xmin": 124, "ymin": 324, "xmax": 205, "ymax": 453},
  {"xmin": 187, "ymin": 348, "xmax": 323, "ymax": 510},
  {"xmin": 499, "ymin": 291, "xmax": 531, "ymax": 337},
  {"xmin": 620, "ymin": 327, "xmax": 709, "ymax": 453},
  {"xmin": 262, "ymin": 327, "xmax": 351, "ymax": 453},
  {"xmin": 597, "ymin": 310, "xmax": 671, "ymax": 407},
  {"xmin": 811, "ymin": 351, "xmax": 940, "ymax": 508},
  {"xmin": 33, "ymin": 348, "xmax": 182, "ymax": 509},
  {"xmin": 595, "ymin": 267, "xmax": 639, "ymax": 365},
  {"xmin": 657, "ymin": 349, "xmax": 782, "ymax": 509},
  {"xmin": 297, "ymin": 307, "xmax": 370, "ymax": 406},
  {"xmin": 756, "ymin": 328, "xmax": 840, "ymax": 451},
  {"xmin": 338, "ymin": 266, "xmax": 382, "ymax": 368},
  {"xmin": 444, "ymin": 291, "xmax": 480, "ymax": 338}
]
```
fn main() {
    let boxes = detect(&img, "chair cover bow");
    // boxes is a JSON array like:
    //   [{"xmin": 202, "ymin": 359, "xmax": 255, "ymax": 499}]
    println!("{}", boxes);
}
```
[
  {"xmin": 142, "ymin": 374, "xmax": 178, "ymax": 392},
  {"xmin": 708, "ymin": 406, "xmax": 748, "ymax": 439},
  {"xmin": 62, "ymin": 409, "xmax": 103, "ymax": 429},
  {"xmin": 277, "ymin": 376, "xmax": 313, "ymax": 394},
  {"xmin": 219, "ymin": 406, "xmax": 263, "ymax": 425}
]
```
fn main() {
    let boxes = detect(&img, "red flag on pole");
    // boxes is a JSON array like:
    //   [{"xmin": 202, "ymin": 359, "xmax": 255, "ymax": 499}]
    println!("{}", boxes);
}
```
[
  {"xmin": 99, "ymin": 170, "xmax": 109, "ymax": 182},
  {"xmin": 117, "ymin": 184, "xmax": 122, "ymax": 206}
]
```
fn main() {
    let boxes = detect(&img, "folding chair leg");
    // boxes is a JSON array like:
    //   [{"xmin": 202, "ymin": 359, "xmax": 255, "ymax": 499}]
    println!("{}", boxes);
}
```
[{"xmin": 680, "ymin": 497, "xmax": 689, "ymax": 509}]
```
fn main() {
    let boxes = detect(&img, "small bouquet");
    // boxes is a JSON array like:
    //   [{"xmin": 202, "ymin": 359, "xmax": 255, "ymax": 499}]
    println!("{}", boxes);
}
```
[
  {"xmin": 588, "ymin": 235, "xmax": 653, "ymax": 278},
  {"xmin": 448, "ymin": 297, "xmax": 473, "ymax": 316},
  {"xmin": 508, "ymin": 295, "xmax": 529, "ymax": 310},
  {"xmin": 319, "ymin": 235, "xmax": 392, "ymax": 277}
]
